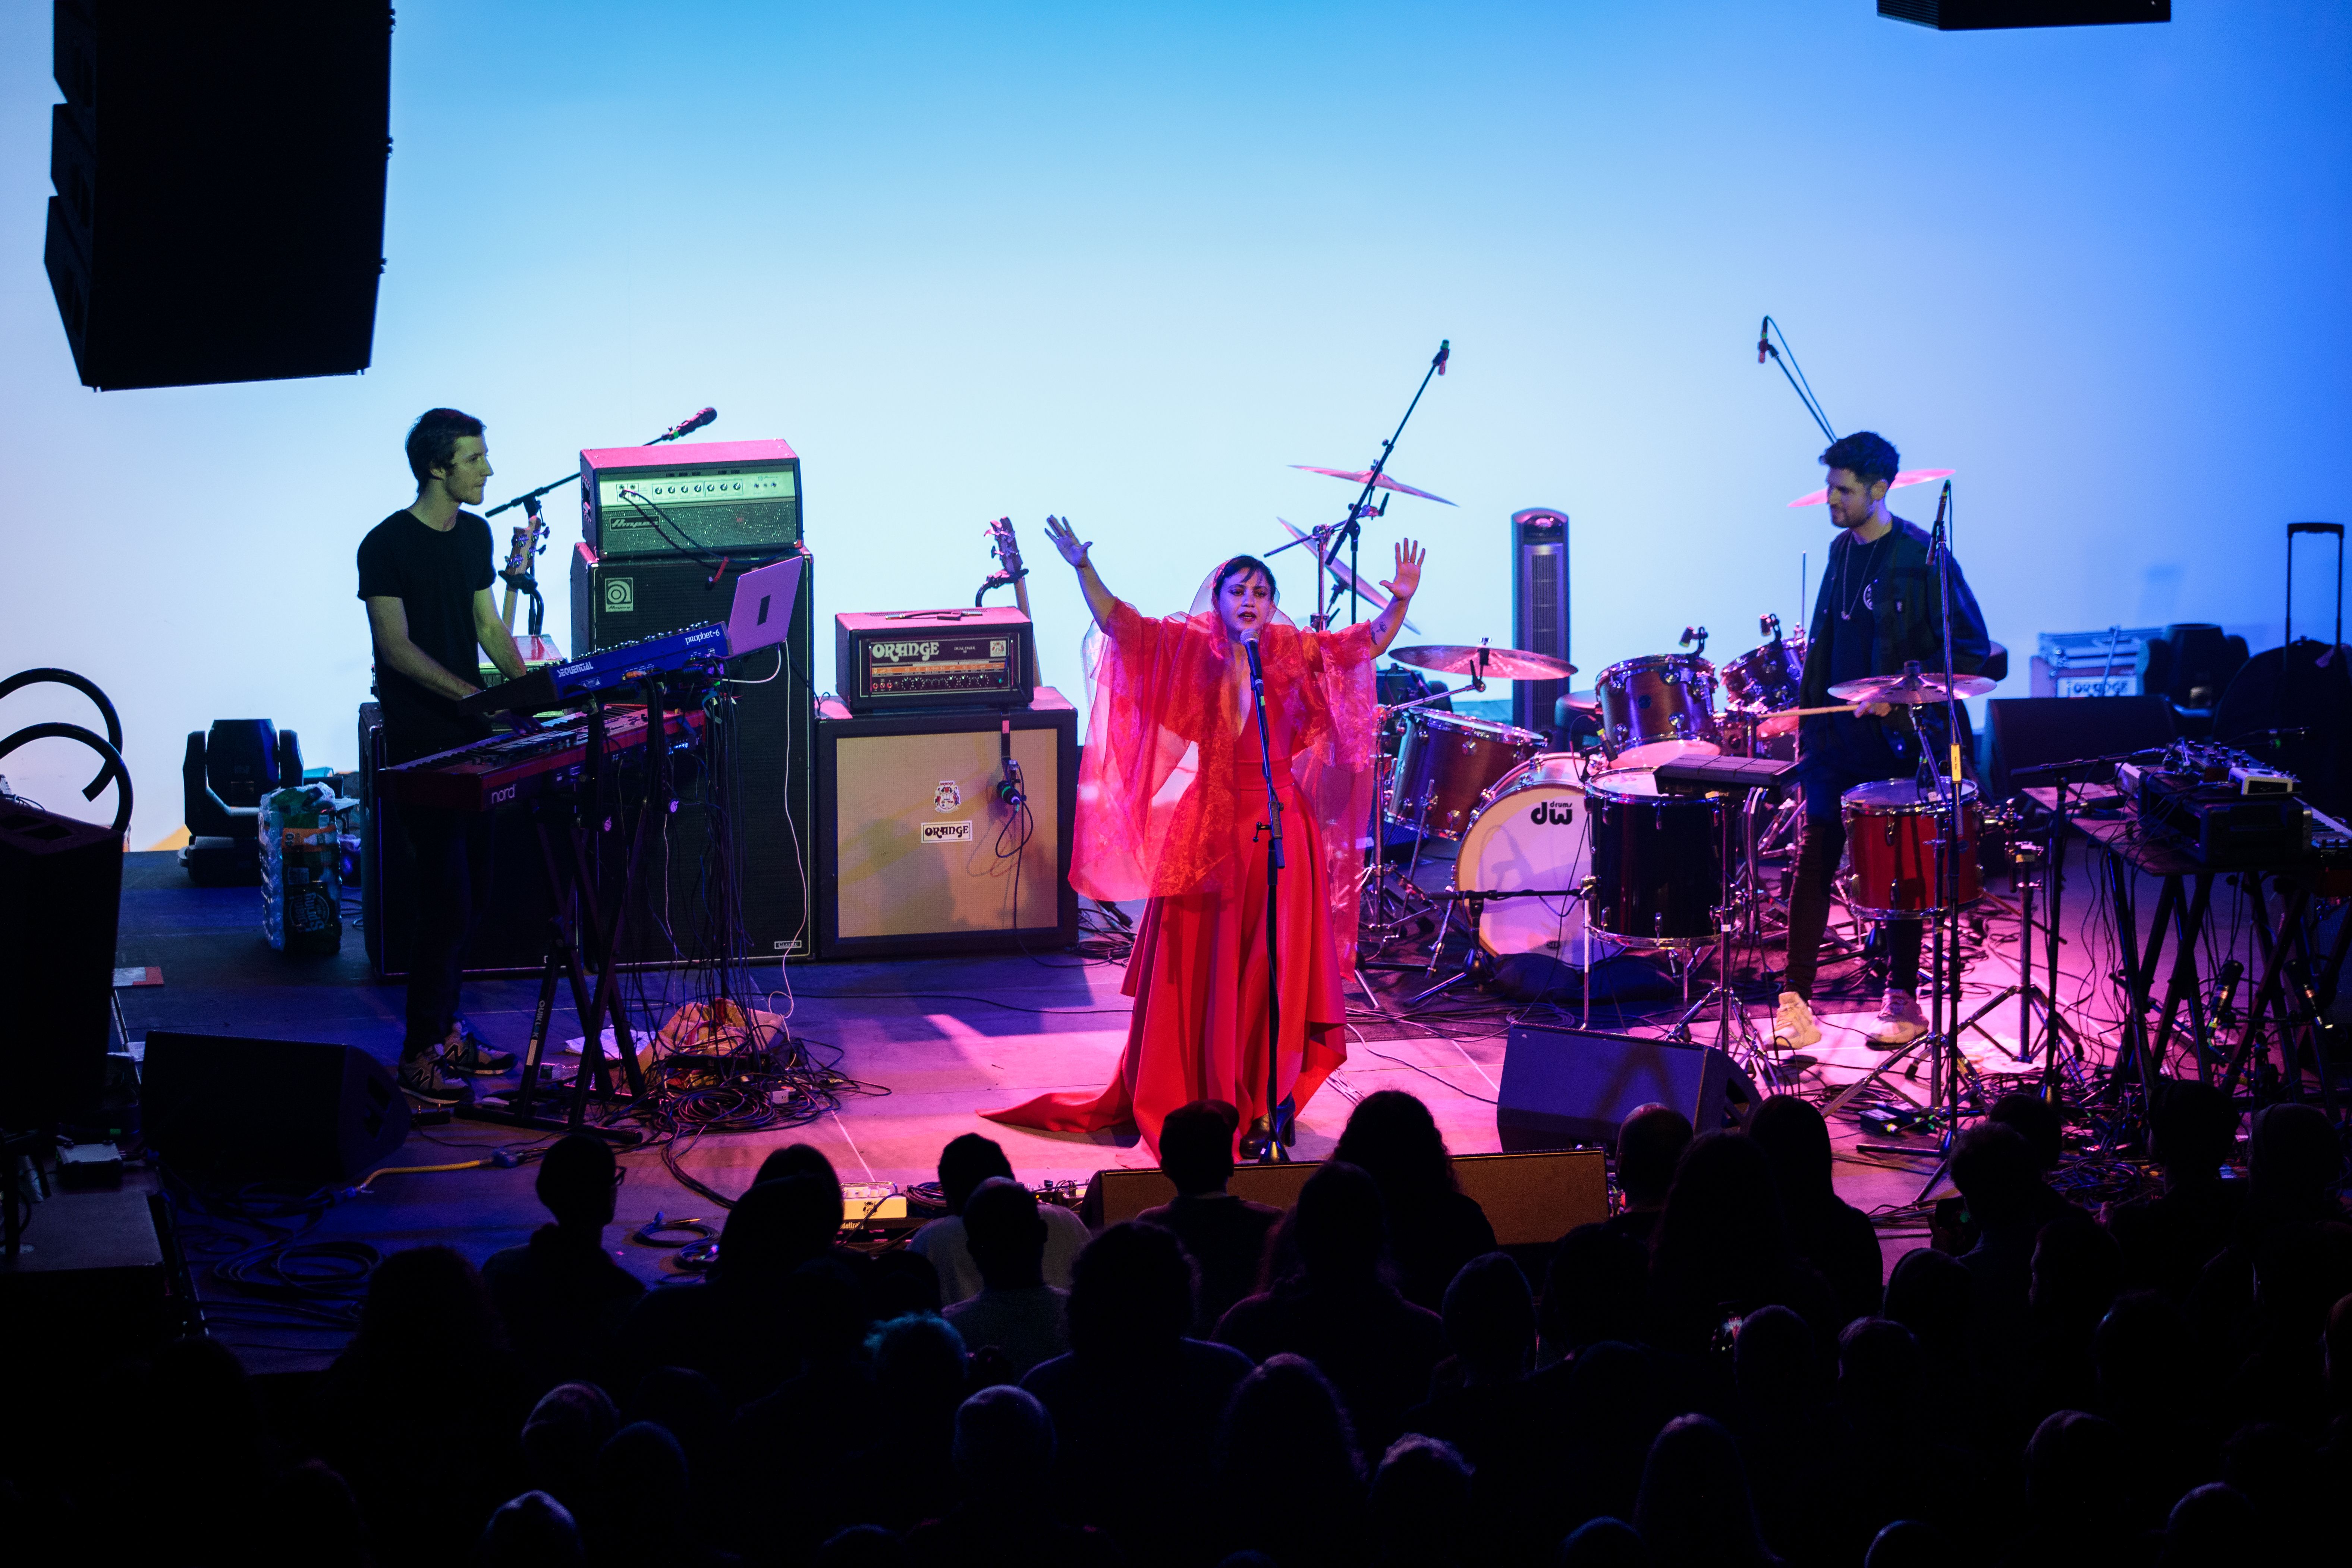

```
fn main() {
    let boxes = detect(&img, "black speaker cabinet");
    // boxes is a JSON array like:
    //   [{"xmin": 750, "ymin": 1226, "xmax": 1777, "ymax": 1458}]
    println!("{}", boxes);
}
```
[
  {"xmin": 359, "ymin": 703, "xmax": 554, "ymax": 979},
  {"xmin": 141, "ymin": 1031, "xmax": 409, "ymax": 1187},
  {"xmin": 572, "ymin": 546, "xmax": 817, "ymax": 962},
  {"xmin": 1985, "ymin": 694, "xmax": 2178, "ymax": 802},
  {"xmin": 0, "ymin": 801, "xmax": 123, "ymax": 1128},
  {"xmin": 815, "ymin": 692, "xmax": 1079, "ymax": 958},
  {"xmin": 45, "ymin": 1, "xmax": 391, "ymax": 390},
  {"xmin": 1496, "ymin": 1023, "xmax": 1758, "ymax": 1151}
]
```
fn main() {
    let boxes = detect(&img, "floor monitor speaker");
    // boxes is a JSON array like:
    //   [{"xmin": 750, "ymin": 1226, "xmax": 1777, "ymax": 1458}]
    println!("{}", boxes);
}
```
[
  {"xmin": 1496, "ymin": 1023, "xmax": 1757, "ymax": 1151},
  {"xmin": 141, "ymin": 1031, "xmax": 409, "ymax": 1187},
  {"xmin": 1082, "ymin": 1147, "xmax": 1608, "ymax": 1243}
]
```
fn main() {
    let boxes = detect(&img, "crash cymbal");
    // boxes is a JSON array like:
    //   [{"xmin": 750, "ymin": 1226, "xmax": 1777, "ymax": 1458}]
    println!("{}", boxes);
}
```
[
  {"xmin": 1828, "ymin": 669, "xmax": 1996, "ymax": 705},
  {"xmin": 1389, "ymin": 644, "xmax": 1577, "ymax": 681},
  {"xmin": 1268, "ymin": 518, "xmax": 1418, "ymax": 633},
  {"xmin": 1785, "ymin": 469, "xmax": 1955, "ymax": 508},
  {"xmin": 1291, "ymin": 465, "xmax": 1456, "ymax": 506},
  {"xmin": 1560, "ymin": 689, "xmax": 1601, "ymax": 715}
]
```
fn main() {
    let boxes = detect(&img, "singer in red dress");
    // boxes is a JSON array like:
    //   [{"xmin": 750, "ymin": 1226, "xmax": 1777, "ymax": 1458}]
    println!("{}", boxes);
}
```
[{"xmin": 984, "ymin": 518, "xmax": 1426, "ymax": 1155}]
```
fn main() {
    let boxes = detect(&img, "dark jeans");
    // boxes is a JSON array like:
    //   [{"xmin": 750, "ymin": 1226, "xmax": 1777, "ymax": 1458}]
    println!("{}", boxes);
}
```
[{"xmin": 402, "ymin": 804, "xmax": 495, "ymax": 1055}]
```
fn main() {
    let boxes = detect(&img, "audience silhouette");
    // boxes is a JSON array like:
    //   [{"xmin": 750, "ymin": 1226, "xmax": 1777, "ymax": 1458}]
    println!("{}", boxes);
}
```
[{"xmin": 60, "ymin": 1083, "xmax": 2352, "ymax": 1568}]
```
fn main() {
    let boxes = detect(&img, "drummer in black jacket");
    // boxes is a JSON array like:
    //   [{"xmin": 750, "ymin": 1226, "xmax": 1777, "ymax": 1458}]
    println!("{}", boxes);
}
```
[{"xmin": 1770, "ymin": 431, "xmax": 1991, "ymax": 1052}]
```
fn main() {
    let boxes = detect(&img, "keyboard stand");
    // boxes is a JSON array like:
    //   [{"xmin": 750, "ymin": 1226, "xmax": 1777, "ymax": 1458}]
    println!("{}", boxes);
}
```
[{"xmin": 459, "ymin": 684, "xmax": 689, "ymax": 1142}]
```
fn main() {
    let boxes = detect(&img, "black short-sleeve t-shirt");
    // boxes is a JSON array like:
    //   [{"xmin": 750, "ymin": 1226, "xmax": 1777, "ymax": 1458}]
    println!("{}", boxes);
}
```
[{"xmin": 356, "ymin": 508, "xmax": 495, "ymax": 763}]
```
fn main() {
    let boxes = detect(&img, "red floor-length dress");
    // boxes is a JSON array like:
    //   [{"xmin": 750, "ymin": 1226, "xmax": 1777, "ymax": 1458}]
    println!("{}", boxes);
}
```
[{"xmin": 984, "ymin": 594, "xmax": 1378, "ymax": 1155}]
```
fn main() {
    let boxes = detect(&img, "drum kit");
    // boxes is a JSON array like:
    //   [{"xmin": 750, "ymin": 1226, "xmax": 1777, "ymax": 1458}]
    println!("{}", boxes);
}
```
[{"xmin": 1364, "ymin": 617, "xmax": 1997, "ymax": 1041}]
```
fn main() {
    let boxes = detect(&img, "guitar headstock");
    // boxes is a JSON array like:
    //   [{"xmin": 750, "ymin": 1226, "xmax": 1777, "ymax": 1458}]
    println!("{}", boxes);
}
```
[
  {"xmin": 985, "ymin": 516, "xmax": 1025, "ymax": 577},
  {"xmin": 500, "ymin": 511, "xmax": 550, "ymax": 587}
]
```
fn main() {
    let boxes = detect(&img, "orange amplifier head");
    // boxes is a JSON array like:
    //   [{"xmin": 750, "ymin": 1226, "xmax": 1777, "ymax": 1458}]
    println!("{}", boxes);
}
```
[{"xmin": 835, "ymin": 607, "xmax": 1036, "ymax": 715}]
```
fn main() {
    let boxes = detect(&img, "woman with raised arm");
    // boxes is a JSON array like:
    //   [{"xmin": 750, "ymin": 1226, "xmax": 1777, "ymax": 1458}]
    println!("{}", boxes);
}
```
[{"xmin": 985, "ymin": 517, "xmax": 1426, "ymax": 1157}]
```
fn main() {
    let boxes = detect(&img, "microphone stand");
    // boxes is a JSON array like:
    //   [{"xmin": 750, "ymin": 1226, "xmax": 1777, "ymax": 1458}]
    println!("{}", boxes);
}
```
[
  {"xmin": 1756, "ymin": 317, "xmax": 1837, "ymax": 444},
  {"xmin": 1921, "ymin": 482, "xmax": 1968, "ymax": 1202},
  {"xmin": 1238, "ymin": 635, "xmax": 1295, "ymax": 1163},
  {"xmin": 1321, "ymin": 341, "xmax": 1449, "ymax": 628},
  {"xmin": 483, "ymin": 405, "xmax": 719, "ymax": 520}
]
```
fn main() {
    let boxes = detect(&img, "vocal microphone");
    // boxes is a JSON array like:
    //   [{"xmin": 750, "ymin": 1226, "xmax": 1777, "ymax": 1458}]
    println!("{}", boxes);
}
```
[
  {"xmin": 1434, "ymin": 339, "xmax": 1451, "ymax": 377},
  {"xmin": 1757, "ymin": 318, "xmax": 1771, "ymax": 365},
  {"xmin": 659, "ymin": 406, "xmax": 717, "ymax": 443}
]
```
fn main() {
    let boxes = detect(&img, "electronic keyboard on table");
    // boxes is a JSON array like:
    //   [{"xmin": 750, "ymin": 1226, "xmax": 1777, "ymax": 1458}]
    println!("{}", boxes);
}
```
[{"xmin": 380, "ymin": 705, "xmax": 705, "ymax": 813}]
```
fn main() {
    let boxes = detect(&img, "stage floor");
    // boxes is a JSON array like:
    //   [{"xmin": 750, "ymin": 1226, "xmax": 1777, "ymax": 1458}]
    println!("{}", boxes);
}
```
[{"xmin": 103, "ymin": 833, "xmax": 2243, "ymax": 1371}]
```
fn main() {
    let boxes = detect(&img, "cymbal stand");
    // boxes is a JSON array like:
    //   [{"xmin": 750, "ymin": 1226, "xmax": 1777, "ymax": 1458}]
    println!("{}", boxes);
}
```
[
  {"xmin": 1320, "ymin": 340, "xmax": 1450, "ymax": 628},
  {"xmin": 1358, "ymin": 689, "xmax": 1458, "ymax": 960},
  {"xmin": 1401, "ymin": 887, "xmax": 1588, "ymax": 1008}
]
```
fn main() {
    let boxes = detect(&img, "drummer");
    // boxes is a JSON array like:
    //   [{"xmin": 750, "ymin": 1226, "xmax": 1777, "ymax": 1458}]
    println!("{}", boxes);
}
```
[{"xmin": 1768, "ymin": 431, "xmax": 1991, "ymax": 1052}]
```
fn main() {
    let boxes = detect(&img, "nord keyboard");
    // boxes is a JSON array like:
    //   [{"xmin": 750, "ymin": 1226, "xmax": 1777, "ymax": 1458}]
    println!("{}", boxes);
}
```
[
  {"xmin": 381, "ymin": 706, "xmax": 705, "ymax": 813},
  {"xmin": 1651, "ymin": 752, "xmax": 1798, "ymax": 794}
]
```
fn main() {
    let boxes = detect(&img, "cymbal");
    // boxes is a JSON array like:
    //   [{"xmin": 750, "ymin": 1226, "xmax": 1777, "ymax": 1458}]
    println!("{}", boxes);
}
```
[
  {"xmin": 1785, "ymin": 469, "xmax": 1955, "ymax": 508},
  {"xmin": 1828, "ymin": 669, "xmax": 1996, "ymax": 704},
  {"xmin": 1390, "ymin": 644, "xmax": 1577, "ymax": 681},
  {"xmin": 1268, "ymin": 518, "xmax": 1418, "ymax": 634},
  {"xmin": 1560, "ymin": 689, "xmax": 1600, "ymax": 715},
  {"xmin": 1291, "ymin": 465, "xmax": 1456, "ymax": 506}
]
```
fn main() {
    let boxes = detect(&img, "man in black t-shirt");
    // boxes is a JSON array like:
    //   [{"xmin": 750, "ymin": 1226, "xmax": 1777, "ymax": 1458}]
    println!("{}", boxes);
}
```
[
  {"xmin": 1769, "ymin": 431, "xmax": 1991, "ymax": 1056},
  {"xmin": 358, "ymin": 408, "xmax": 526, "ymax": 1104}
]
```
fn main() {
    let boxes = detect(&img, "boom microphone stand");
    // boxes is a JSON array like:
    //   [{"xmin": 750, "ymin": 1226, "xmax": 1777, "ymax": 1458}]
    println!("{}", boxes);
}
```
[
  {"xmin": 483, "ymin": 405, "xmax": 719, "ymax": 522},
  {"xmin": 1238, "ymin": 633, "xmax": 1295, "ymax": 1164},
  {"xmin": 1321, "ymin": 342, "xmax": 1450, "ymax": 627}
]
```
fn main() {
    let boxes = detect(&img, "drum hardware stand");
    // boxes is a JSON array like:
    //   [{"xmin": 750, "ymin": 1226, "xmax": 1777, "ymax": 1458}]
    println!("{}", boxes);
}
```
[
  {"xmin": 1400, "ymin": 887, "xmax": 1589, "ymax": 1008},
  {"xmin": 1238, "ymin": 636, "xmax": 1296, "ymax": 1164},
  {"xmin": 1666, "ymin": 788, "xmax": 1782, "ymax": 1078},
  {"xmin": 1312, "ymin": 340, "xmax": 1451, "ymax": 629}
]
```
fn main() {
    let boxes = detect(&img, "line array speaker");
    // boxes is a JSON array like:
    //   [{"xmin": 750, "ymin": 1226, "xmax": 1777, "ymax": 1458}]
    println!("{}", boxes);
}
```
[
  {"xmin": 572, "ymin": 545, "xmax": 816, "ymax": 962},
  {"xmin": 1496, "ymin": 1023, "xmax": 1758, "ymax": 1152},
  {"xmin": 815, "ymin": 694, "xmax": 1079, "ymax": 958},
  {"xmin": 141, "ymin": 1031, "xmax": 409, "ymax": 1187},
  {"xmin": 1082, "ymin": 1148, "xmax": 1609, "ymax": 1244},
  {"xmin": 45, "ymin": 1, "xmax": 392, "ymax": 390}
]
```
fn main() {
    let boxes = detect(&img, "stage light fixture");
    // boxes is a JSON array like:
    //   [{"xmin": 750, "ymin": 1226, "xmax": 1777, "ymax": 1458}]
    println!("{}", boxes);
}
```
[{"xmin": 1879, "ymin": 0, "xmax": 2168, "ymax": 28}]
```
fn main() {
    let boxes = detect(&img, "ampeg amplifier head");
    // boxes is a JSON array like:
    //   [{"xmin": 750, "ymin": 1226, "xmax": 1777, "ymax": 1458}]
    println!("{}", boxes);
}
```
[
  {"xmin": 581, "ymin": 438, "xmax": 801, "ymax": 560},
  {"xmin": 836, "ymin": 607, "xmax": 1037, "ymax": 714}
]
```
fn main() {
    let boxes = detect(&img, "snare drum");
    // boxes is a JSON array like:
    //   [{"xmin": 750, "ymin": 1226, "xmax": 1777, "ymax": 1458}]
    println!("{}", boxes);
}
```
[
  {"xmin": 1595, "ymin": 655, "xmax": 1721, "ymax": 767},
  {"xmin": 1719, "ymin": 633, "xmax": 1809, "ymax": 714},
  {"xmin": 1840, "ymin": 779, "xmax": 1983, "ymax": 918},
  {"xmin": 1389, "ymin": 711, "xmax": 1547, "ymax": 840},
  {"xmin": 1585, "ymin": 766, "xmax": 1725, "ymax": 946},
  {"xmin": 1453, "ymin": 754, "xmax": 1624, "ymax": 966}
]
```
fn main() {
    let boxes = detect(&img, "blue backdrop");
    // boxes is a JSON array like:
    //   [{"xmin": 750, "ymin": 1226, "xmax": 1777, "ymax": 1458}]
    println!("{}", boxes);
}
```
[{"xmin": 1, "ymin": 2, "xmax": 2345, "ymax": 844}]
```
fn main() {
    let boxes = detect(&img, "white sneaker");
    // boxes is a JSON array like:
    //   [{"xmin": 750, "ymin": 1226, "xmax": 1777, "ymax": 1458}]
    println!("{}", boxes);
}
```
[
  {"xmin": 1772, "ymin": 992, "xmax": 1821, "ymax": 1050},
  {"xmin": 1869, "ymin": 990, "xmax": 1930, "ymax": 1048}
]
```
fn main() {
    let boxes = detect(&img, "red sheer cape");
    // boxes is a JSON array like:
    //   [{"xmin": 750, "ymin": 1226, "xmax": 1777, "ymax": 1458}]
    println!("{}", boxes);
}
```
[{"xmin": 1069, "ymin": 598, "xmax": 1378, "ymax": 971}]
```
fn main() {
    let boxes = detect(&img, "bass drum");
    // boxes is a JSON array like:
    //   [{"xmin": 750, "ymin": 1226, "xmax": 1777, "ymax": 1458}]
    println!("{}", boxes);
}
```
[{"xmin": 1454, "ymin": 754, "xmax": 1625, "ymax": 966}]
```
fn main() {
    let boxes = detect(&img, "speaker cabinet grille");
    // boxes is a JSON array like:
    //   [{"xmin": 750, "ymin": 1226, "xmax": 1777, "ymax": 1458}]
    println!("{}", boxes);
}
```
[{"xmin": 815, "ymin": 695, "xmax": 1079, "ymax": 958}]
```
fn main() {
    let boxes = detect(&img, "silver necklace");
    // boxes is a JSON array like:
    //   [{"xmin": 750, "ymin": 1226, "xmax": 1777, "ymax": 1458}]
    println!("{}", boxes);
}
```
[{"xmin": 1839, "ymin": 528, "xmax": 1887, "ymax": 621}]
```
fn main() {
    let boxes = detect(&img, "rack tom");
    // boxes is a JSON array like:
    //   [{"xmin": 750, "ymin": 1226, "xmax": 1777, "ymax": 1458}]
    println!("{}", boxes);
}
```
[
  {"xmin": 1388, "ymin": 710, "xmax": 1547, "ymax": 840},
  {"xmin": 1595, "ymin": 654, "xmax": 1720, "ymax": 767}
]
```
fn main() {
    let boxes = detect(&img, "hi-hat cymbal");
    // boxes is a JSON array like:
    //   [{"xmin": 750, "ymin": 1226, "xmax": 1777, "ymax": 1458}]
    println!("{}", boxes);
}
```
[
  {"xmin": 1829, "ymin": 669, "xmax": 1995, "ymax": 705},
  {"xmin": 1786, "ymin": 469, "xmax": 1954, "ymax": 508},
  {"xmin": 1390, "ymin": 644, "xmax": 1577, "ymax": 681},
  {"xmin": 1291, "ymin": 465, "xmax": 1457, "ymax": 506}
]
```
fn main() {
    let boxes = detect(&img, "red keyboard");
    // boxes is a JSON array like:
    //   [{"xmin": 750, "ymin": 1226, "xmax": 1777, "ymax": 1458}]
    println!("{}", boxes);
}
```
[{"xmin": 380, "ymin": 705, "xmax": 704, "ymax": 813}]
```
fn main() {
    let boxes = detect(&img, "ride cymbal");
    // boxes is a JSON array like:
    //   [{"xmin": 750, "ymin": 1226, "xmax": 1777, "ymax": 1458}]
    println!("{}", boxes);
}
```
[
  {"xmin": 1828, "ymin": 669, "xmax": 1995, "ymax": 705},
  {"xmin": 1389, "ymin": 644, "xmax": 1577, "ymax": 681}
]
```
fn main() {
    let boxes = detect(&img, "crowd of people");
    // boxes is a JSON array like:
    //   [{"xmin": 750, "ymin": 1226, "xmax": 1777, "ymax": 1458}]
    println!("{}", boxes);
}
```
[{"xmin": 19, "ymin": 1082, "xmax": 2352, "ymax": 1568}]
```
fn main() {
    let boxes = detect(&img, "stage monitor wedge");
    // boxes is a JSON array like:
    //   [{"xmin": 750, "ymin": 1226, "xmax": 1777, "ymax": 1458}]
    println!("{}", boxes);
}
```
[
  {"xmin": 46, "ymin": 1, "xmax": 392, "ymax": 390},
  {"xmin": 1879, "ymin": 0, "xmax": 2167, "ymax": 27}
]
